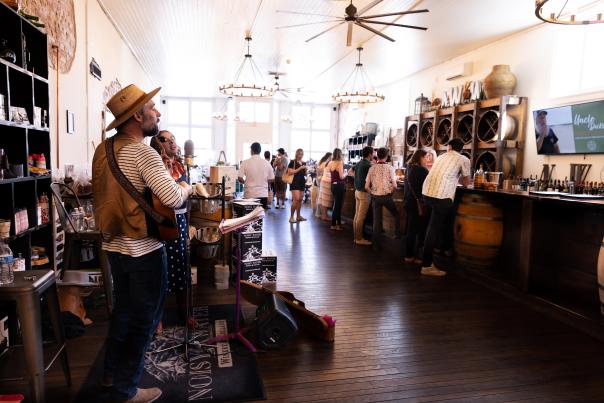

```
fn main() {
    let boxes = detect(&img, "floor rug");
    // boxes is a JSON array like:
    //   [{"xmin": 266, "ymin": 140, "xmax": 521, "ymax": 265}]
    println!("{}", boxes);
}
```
[{"xmin": 76, "ymin": 304, "xmax": 265, "ymax": 402}]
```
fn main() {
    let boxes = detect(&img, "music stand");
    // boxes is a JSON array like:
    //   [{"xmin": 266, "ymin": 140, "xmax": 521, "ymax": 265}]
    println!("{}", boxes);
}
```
[
  {"xmin": 152, "ymin": 176, "xmax": 226, "ymax": 362},
  {"xmin": 204, "ymin": 226, "xmax": 257, "ymax": 352}
]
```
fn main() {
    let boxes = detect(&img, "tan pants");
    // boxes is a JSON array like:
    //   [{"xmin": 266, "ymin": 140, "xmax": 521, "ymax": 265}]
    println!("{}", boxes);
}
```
[{"xmin": 354, "ymin": 190, "xmax": 371, "ymax": 241}]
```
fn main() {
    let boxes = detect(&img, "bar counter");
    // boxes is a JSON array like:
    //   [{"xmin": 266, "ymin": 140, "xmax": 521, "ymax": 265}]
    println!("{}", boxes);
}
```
[{"xmin": 342, "ymin": 181, "xmax": 604, "ymax": 335}]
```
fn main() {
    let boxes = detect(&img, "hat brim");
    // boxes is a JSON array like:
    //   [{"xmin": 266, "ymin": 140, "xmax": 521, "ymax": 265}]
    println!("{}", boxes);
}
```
[{"xmin": 105, "ymin": 87, "xmax": 161, "ymax": 132}]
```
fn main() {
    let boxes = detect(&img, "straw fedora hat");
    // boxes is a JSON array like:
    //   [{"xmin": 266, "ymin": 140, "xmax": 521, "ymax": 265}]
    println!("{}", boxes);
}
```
[{"xmin": 105, "ymin": 84, "xmax": 161, "ymax": 131}]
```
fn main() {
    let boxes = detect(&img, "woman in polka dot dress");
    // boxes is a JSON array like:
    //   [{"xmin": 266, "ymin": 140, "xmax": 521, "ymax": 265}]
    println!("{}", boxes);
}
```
[{"xmin": 151, "ymin": 131, "xmax": 194, "ymax": 332}]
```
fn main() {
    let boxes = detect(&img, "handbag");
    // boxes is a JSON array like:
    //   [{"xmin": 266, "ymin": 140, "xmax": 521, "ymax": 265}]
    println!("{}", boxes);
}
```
[
  {"xmin": 407, "ymin": 169, "xmax": 428, "ymax": 217},
  {"xmin": 105, "ymin": 137, "xmax": 179, "ymax": 240},
  {"xmin": 282, "ymin": 160, "xmax": 296, "ymax": 185}
]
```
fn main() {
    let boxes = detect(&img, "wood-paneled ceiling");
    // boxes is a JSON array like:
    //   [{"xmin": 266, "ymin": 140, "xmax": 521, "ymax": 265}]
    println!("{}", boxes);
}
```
[{"xmin": 97, "ymin": 0, "xmax": 539, "ymax": 101}]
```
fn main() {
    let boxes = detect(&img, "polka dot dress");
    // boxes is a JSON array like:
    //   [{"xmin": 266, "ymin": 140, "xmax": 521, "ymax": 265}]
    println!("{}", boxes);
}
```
[{"xmin": 166, "ymin": 213, "xmax": 189, "ymax": 294}]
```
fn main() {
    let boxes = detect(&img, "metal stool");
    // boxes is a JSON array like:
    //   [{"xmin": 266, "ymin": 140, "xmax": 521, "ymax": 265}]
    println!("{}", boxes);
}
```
[{"xmin": 0, "ymin": 270, "xmax": 71, "ymax": 402}]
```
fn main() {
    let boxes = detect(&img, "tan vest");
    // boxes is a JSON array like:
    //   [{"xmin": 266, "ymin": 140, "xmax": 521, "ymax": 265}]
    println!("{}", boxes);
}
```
[{"xmin": 92, "ymin": 133, "xmax": 149, "ymax": 241}]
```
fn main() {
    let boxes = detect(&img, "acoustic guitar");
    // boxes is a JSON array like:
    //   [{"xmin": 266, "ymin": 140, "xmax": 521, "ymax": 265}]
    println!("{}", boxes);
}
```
[{"xmin": 144, "ymin": 188, "xmax": 179, "ymax": 241}]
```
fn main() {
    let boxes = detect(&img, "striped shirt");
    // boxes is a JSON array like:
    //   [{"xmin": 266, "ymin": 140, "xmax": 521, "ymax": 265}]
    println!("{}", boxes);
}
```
[
  {"xmin": 422, "ymin": 151, "xmax": 471, "ymax": 200},
  {"xmin": 102, "ymin": 142, "xmax": 186, "ymax": 257}
]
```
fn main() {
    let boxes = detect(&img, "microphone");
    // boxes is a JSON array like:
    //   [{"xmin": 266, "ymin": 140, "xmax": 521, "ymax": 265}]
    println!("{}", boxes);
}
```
[{"xmin": 184, "ymin": 139, "xmax": 195, "ymax": 167}]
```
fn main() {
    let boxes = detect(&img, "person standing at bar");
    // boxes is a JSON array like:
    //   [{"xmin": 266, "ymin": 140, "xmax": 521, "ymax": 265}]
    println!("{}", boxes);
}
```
[
  {"xmin": 313, "ymin": 152, "xmax": 331, "ymax": 218},
  {"xmin": 420, "ymin": 138, "xmax": 471, "ymax": 276},
  {"xmin": 92, "ymin": 84, "xmax": 193, "ymax": 402},
  {"xmin": 264, "ymin": 150, "xmax": 275, "ymax": 207},
  {"xmin": 150, "ymin": 131, "xmax": 194, "ymax": 333},
  {"xmin": 365, "ymin": 147, "xmax": 400, "ymax": 251},
  {"xmin": 238, "ymin": 142, "xmax": 275, "ymax": 209},
  {"xmin": 288, "ymin": 148, "xmax": 308, "ymax": 223},
  {"xmin": 317, "ymin": 153, "xmax": 333, "ymax": 221},
  {"xmin": 272, "ymin": 148, "xmax": 289, "ymax": 209},
  {"xmin": 327, "ymin": 148, "xmax": 346, "ymax": 231},
  {"xmin": 404, "ymin": 149, "xmax": 429, "ymax": 264},
  {"xmin": 352, "ymin": 146, "xmax": 373, "ymax": 245}
]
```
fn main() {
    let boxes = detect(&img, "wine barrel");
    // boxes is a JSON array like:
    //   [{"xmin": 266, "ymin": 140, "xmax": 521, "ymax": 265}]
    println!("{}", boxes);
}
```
[
  {"xmin": 598, "ymin": 236, "xmax": 604, "ymax": 315},
  {"xmin": 454, "ymin": 194, "xmax": 503, "ymax": 269}
]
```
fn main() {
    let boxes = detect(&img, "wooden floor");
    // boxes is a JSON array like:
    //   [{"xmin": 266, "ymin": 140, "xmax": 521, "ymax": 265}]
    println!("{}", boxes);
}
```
[{"xmin": 4, "ymin": 202, "xmax": 604, "ymax": 402}]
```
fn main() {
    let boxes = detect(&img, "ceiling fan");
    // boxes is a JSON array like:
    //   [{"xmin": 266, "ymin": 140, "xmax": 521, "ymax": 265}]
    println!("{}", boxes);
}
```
[
  {"xmin": 276, "ymin": 0, "xmax": 429, "ymax": 46},
  {"xmin": 269, "ymin": 72, "xmax": 312, "ymax": 99}
]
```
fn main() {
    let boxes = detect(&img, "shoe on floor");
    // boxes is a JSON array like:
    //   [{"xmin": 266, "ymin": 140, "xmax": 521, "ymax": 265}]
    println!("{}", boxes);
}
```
[
  {"xmin": 403, "ymin": 257, "xmax": 415, "ymax": 263},
  {"xmin": 125, "ymin": 388, "xmax": 162, "ymax": 403},
  {"xmin": 355, "ymin": 239, "xmax": 372, "ymax": 246},
  {"xmin": 335, "ymin": 225, "xmax": 344, "ymax": 231},
  {"xmin": 330, "ymin": 225, "xmax": 338, "ymax": 230},
  {"xmin": 289, "ymin": 217, "xmax": 296, "ymax": 223},
  {"xmin": 421, "ymin": 266, "xmax": 447, "ymax": 277},
  {"xmin": 297, "ymin": 216, "xmax": 307, "ymax": 222}
]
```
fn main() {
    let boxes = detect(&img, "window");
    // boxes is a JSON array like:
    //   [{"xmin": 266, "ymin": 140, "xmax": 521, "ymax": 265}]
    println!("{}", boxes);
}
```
[
  {"xmin": 550, "ymin": 24, "xmax": 604, "ymax": 97},
  {"xmin": 290, "ymin": 105, "xmax": 333, "ymax": 161},
  {"xmin": 161, "ymin": 97, "xmax": 214, "ymax": 165},
  {"xmin": 238, "ymin": 101, "xmax": 271, "ymax": 123}
]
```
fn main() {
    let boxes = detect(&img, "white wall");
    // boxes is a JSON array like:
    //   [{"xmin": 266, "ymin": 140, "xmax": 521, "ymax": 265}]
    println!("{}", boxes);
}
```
[
  {"xmin": 350, "ymin": 23, "xmax": 604, "ymax": 182},
  {"xmin": 48, "ymin": 0, "xmax": 153, "ymax": 170}
]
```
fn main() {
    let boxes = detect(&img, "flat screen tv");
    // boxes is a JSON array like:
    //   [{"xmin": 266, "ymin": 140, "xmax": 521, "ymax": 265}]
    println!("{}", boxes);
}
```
[{"xmin": 533, "ymin": 99, "xmax": 604, "ymax": 155}]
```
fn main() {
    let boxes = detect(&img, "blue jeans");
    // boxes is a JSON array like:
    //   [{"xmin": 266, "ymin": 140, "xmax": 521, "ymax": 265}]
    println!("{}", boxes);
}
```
[{"xmin": 104, "ymin": 247, "xmax": 168, "ymax": 400}]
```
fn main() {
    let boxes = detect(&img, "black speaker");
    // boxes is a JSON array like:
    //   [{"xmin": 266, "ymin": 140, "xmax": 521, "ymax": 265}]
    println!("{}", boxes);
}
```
[{"xmin": 255, "ymin": 294, "xmax": 298, "ymax": 350}]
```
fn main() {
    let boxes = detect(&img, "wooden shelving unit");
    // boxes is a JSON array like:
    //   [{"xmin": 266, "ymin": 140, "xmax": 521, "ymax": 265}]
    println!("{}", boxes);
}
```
[
  {"xmin": 0, "ymin": 2, "xmax": 53, "ymax": 271},
  {"xmin": 402, "ymin": 96, "xmax": 528, "ymax": 177}
]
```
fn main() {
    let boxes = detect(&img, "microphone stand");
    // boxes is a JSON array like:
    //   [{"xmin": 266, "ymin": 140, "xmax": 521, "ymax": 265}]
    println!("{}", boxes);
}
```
[{"xmin": 150, "ymin": 158, "xmax": 196, "ymax": 361}]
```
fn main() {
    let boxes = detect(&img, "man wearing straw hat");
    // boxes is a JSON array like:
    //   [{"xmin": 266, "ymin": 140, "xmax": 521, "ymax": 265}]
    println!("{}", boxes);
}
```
[{"xmin": 92, "ymin": 84, "xmax": 193, "ymax": 402}]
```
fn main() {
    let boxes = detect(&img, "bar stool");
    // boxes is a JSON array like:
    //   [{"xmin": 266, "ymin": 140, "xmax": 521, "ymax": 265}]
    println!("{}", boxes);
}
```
[
  {"xmin": 50, "ymin": 182, "xmax": 113, "ymax": 313},
  {"xmin": 0, "ymin": 270, "xmax": 71, "ymax": 402}
]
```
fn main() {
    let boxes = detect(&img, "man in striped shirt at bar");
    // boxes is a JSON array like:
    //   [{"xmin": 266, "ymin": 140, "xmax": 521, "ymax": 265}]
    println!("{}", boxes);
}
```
[
  {"xmin": 92, "ymin": 84, "xmax": 192, "ymax": 403},
  {"xmin": 420, "ymin": 138, "xmax": 471, "ymax": 277}
]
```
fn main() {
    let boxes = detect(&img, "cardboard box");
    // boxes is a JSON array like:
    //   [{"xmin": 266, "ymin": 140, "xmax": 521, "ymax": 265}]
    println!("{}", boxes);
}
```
[
  {"xmin": 210, "ymin": 165, "xmax": 237, "ymax": 195},
  {"xmin": 232, "ymin": 201, "xmax": 263, "ymax": 233},
  {"xmin": 232, "ymin": 231, "xmax": 262, "ymax": 262},
  {"xmin": 235, "ymin": 258, "xmax": 264, "ymax": 284},
  {"xmin": 261, "ymin": 251, "xmax": 277, "ymax": 283}
]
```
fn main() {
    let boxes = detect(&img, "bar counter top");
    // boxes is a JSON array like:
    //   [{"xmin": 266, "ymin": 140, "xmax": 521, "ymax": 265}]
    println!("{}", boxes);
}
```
[{"xmin": 456, "ymin": 186, "xmax": 604, "ymax": 208}]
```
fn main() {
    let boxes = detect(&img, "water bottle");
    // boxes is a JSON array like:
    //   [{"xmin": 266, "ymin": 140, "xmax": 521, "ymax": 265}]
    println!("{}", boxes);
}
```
[
  {"xmin": 69, "ymin": 210, "xmax": 79, "ymax": 232},
  {"xmin": 78, "ymin": 207, "xmax": 86, "ymax": 231},
  {"xmin": 0, "ymin": 241, "xmax": 14, "ymax": 285},
  {"xmin": 84, "ymin": 203, "xmax": 95, "ymax": 230}
]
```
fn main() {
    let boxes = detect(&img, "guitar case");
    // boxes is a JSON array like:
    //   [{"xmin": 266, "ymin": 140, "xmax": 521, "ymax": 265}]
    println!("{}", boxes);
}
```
[{"xmin": 240, "ymin": 280, "xmax": 335, "ymax": 342}]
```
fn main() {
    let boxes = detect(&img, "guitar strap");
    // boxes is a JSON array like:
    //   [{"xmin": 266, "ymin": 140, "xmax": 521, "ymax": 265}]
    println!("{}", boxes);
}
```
[{"xmin": 105, "ymin": 137, "xmax": 168, "ymax": 225}]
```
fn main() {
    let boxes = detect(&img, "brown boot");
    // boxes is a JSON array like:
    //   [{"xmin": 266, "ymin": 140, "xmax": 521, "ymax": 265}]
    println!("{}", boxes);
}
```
[{"xmin": 125, "ymin": 387, "xmax": 162, "ymax": 403}]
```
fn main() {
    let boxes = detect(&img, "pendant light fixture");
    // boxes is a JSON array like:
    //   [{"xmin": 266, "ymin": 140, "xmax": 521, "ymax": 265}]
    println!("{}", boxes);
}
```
[
  {"xmin": 535, "ymin": 0, "xmax": 603, "ymax": 25},
  {"xmin": 212, "ymin": 97, "xmax": 232, "ymax": 121},
  {"xmin": 333, "ymin": 47, "xmax": 384, "ymax": 104},
  {"xmin": 219, "ymin": 35, "xmax": 273, "ymax": 98}
]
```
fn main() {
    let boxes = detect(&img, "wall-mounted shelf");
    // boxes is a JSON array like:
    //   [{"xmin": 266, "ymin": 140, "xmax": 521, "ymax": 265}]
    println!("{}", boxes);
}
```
[
  {"xmin": 402, "ymin": 96, "xmax": 528, "ymax": 177},
  {"xmin": 0, "ymin": 1, "xmax": 53, "ymax": 272}
]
